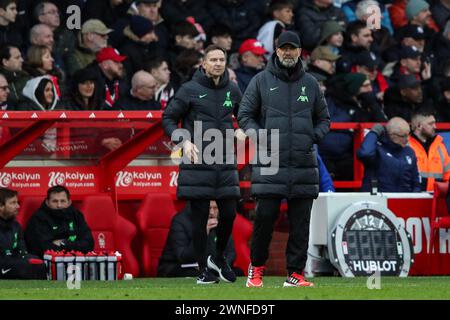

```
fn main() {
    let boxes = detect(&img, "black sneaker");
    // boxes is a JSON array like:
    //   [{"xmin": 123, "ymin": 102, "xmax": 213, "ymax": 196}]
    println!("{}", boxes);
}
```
[
  {"xmin": 196, "ymin": 267, "xmax": 219, "ymax": 285},
  {"xmin": 207, "ymin": 255, "xmax": 236, "ymax": 283}
]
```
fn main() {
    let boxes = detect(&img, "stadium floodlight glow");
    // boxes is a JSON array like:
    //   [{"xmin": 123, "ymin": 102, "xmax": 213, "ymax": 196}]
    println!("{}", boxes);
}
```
[{"xmin": 328, "ymin": 201, "xmax": 414, "ymax": 277}]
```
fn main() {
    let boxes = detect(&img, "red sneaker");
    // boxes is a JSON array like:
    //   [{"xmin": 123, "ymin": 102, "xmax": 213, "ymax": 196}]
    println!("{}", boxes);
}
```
[
  {"xmin": 246, "ymin": 264, "xmax": 265, "ymax": 287},
  {"xmin": 283, "ymin": 272, "xmax": 314, "ymax": 287}
]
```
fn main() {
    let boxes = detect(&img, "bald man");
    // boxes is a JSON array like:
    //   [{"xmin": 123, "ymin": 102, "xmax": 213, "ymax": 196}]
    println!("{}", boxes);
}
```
[
  {"xmin": 114, "ymin": 70, "xmax": 161, "ymax": 110},
  {"xmin": 357, "ymin": 117, "xmax": 421, "ymax": 192},
  {"xmin": 30, "ymin": 24, "xmax": 55, "ymax": 50}
]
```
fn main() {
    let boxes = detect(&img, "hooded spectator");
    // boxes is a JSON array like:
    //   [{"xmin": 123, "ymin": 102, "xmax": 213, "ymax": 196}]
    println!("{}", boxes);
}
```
[
  {"xmin": 17, "ymin": 75, "xmax": 60, "ymax": 110},
  {"xmin": 318, "ymin": 20, "xmax": 345, "ymax": 55}
]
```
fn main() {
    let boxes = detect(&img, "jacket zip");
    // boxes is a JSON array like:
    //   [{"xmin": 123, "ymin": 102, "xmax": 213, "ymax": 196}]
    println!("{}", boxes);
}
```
[{"xmin": 288, "ymin": 83, "xmax": 293, "ymax": 198}]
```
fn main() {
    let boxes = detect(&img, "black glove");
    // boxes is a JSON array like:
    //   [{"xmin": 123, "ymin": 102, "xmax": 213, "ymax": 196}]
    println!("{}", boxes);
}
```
[{"xmin": 371, "ymin": 123, "xmax": 385, "ymax": 136}]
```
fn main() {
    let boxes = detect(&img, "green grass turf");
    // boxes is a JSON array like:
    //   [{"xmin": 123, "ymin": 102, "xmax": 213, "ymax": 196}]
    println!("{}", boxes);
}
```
[{"xmin": 1, "ymin": 277, "xmax": 450, "ymax": 300}]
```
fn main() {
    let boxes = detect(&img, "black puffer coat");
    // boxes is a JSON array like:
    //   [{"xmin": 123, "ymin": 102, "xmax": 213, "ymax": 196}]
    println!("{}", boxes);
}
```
[
  {"xmin": 163, "ymin": 68, "xmax": 242, "ymax": 199},
  {"xmin": 238, "ymin": 54, "xmax": 330, "ymax": 199}
]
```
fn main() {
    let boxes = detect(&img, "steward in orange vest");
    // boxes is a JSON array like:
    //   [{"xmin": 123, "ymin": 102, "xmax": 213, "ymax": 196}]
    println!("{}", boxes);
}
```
[{"xmin": 409, "ymin": 111, "xmax": 450, "ymax": 191}]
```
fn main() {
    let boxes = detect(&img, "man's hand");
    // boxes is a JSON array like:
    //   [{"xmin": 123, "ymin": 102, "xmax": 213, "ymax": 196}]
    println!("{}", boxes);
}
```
[
  {"xmin": 101, "ymin": 137, "xmax": 122, "ymax": 151},
  {"xmin": 183, "ymin": 140, "xmax": 199, "ymax": 163},
  {"xmin": 52, "ymin": 239, "xmax": 65, "ymax": 247},
  {"xmin": 235, "ymin": 128, "xmax": 247, "ymax": 141},
  {"xmin": 421, "ymin": 61, "xmax": 432, "ymax": 80},
  {"xmin": 206, "ymin": 218, "xmax": 218, "ymax": 235},
  {"xmin": 371, "ymin": 123, "xmax": 385, "ymax": 136}
]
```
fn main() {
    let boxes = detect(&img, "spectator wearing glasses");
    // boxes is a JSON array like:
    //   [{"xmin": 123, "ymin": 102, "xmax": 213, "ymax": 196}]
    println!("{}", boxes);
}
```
[
  {"xmin": 357, "ymin": 117, "xmax": 420, "ymax": 193},
  {"xmin": 33, "ymin": 1, "xmax": 76, "ymax": 72},
  {"xmin": 0, "ymin": 73, "xmax": 11, "ymax": 110},
  {"xmin": 65, "ymin": 19, "xmax": 113, "ymax": 77},
  {"xmin": 115, "ymin": 70, "xmax": 161, "ymax": 110}
]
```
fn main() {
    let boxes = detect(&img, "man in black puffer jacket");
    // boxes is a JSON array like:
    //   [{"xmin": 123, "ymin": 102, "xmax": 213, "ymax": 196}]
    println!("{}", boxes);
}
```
[
  {"xmin": 0, "ymin": 188, "xmax": 46, "ymax": 279},
  {"xmin": 25, "ymin": 186, "xmax": 94, "ymax": 258},
  {"xmin": 163, "ymin": 45, "xmax": 242, "ymax": 285},
  {"xmin": 238, "ymin": 31, "xmax": 330, "ymax": 288}
]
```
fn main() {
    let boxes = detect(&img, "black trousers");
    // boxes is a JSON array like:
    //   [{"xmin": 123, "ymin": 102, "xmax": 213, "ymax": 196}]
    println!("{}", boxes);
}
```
[
  {"xmin": 0, "ymin": 255, "xmax": 47, "ymax": 279},
  {"xmin": 251, "ymin": 198, "xmax": 313, "ymax": 274},
  {"xmin": 190, "ymin": 199, "xmax": 236, "ymax": 270}
]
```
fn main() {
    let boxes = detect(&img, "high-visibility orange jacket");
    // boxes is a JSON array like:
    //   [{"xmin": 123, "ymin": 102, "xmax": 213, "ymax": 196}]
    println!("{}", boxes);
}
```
[{"xmin": 409, "ymin": 135, "xmax": 450, "ymax": 191}]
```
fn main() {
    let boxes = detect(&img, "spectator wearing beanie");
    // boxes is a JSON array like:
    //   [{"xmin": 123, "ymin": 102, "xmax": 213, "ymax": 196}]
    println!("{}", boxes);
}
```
[
  {"xmin": 389, "ymin": 0, "xmax": 439, "ymax": 31},
  {"xmin": 318, "ymin": 72, "xmax": 386, "ymax": 181},
  {"xmin": 318, "ymin": 21, "xmax": 345, "ymax": 55},
  {"xmin": 120, "ymin": 15, "xmax": 158, "ymax": 76},
  {"xmin": 60, "ymin": 67, "xmax": 101, "ymax": 111}
]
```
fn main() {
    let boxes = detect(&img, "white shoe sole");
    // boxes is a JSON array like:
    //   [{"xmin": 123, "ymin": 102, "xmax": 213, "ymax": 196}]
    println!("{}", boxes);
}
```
[
  {"xmin": 283, "ymin": 281, "xmax": 314, "ymax": 287},
  {"xmin": 246, "ymin": 280, "xmax": 263, "ymax": 287},
  {"xmin": 207, "ymin": 256, "xmax": 234, "ymax": 283}
]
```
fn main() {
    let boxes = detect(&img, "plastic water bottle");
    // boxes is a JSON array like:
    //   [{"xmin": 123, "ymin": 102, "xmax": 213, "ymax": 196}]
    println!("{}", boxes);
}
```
[
  {"xmin": 55, "ymin": 252, "xmax": 65, "ymax": 281},
  {"xmin": 74, "ymin": 251, "xmax": 85, "ymax": 281},
  {"xmin": 63, "ymin": 252, "xmax": 75, "ymax": 281},
  {"xmin": 87, "ymin": 251, "xmax": 98, "ymax": 280},
  {"xmin": 107, "ymin": 251, "xmax": 116, "ymax": 281},
  {"xmin": 97, "ymin": 252, "xmax": 107, "ymax": 281}
]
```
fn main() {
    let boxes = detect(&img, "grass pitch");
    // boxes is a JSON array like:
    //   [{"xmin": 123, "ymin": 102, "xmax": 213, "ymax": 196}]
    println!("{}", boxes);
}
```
[{"xmin": 1, "ymin": 277, "xmax": 450, "ymax": 300}]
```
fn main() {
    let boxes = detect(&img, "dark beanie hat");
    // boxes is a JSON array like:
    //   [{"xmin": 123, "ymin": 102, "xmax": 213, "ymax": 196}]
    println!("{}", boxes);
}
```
[
  {"xmin": 343, "ymin": 72, "xmax": 367, "ymax": 96},
  {"xmin": 130, "ymin": 15, "xmax": 154, "ymax": 38}
]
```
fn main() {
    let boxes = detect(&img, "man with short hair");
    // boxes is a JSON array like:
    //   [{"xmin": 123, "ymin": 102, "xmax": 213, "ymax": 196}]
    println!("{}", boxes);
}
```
[
  {"xmin": 163, "ymin": 45, "xmax": 242, "ymax": 285},
  {"xmin": 0, "ymin": 73, "xmax": 10, "ymax": 110},
  {"xmin": 0, "ymin": 0, "xmax": 22, "ymax": 48},
  {"xmin": 65, "ymin": 19, "xmax": 113, "ymax": 77},
  {"xmin": 235, "ymin": 39, "xmax": 267, "ymax": 93},
  {"xmin": 208, "ymin": 24, "xmax": 233, "ymax": 53},
  {"xmin": 357, "ymin": 118, "xmax": 420, "ymax": 192},
  {"xmin": 0, "ymin": 187, "xmax": 47, "ymax": 279},
  {"xmin": 0, "ymin": 45, "xmax": 30, "ymax": 105},
  {"xmin": 238, "ymin": 31, "xmax": 330, "ymax": 288},
  {"xmin": 342, "ymin": 21, "xmax": 375, "ymax": 65},
  {"xmin": 29, "ymin": 23, "xmax": 54, "ymax": 50},
  {"xmin": 25, "ymin": 185, "xmax": 94, "ymax": 257},
  {"xmin": 115, "ymin": 70, "xmax": 160, "ymax": 110},
  {"xmin": 144, "ymin": 55, "xmax": 174, "ymax": 109},
  {"xmin": 409, "ymin": 110, "xmax": 450, "ymax": 191}
]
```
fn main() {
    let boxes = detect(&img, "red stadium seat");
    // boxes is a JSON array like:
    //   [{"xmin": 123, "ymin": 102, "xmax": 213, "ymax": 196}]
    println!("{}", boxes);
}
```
[
  {"xmin": 430, "ymin": 181, "xmax": 450, "ymax": 257},
  {"xmin": 136, "ymin": 193, "xmax": 177, "ymax": 277},
  {"xmin": 17, "ymin": 196, "xmax": 44, "ymax": 229},
  {"xmin": 79, "ymin": 195, "xmax": 140, "ymax": 277},
  {"xmin": 232, "ymin": 214, "xmax": 253, "ymax": 276}
]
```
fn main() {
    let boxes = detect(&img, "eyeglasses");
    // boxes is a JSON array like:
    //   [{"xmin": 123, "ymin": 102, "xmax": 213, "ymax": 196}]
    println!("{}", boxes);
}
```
[{"xmin": 389, "ymin": 132, "xmax": 409, "ymax": 139}]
